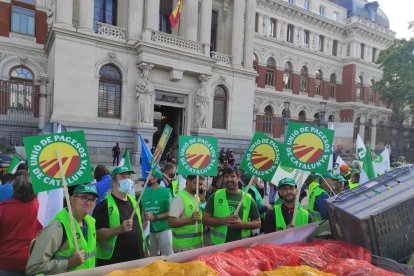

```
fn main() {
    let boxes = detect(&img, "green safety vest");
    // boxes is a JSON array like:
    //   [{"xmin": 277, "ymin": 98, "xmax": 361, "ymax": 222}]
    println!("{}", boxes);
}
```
[
  {"xmin": 348, "ymin": 180, "xmax": 359, "ymax": 189},
  {"xmin": 96, "ymin": 194, "xmax": 145, "ymax": 260},
  {"xmin": 171, "ymin": 190, "xmax": 203, "ymax": 250},
  {"xmin": 54, "ymin": 208, "xmax": 96, "ymax": 271},
  {"xmin": 242, "ymin": 185, "xmax": 265, "ymax": 219},
  {"xmin": 274, "ymin": 205, "xmax": 309, "ymax": 230},
  {"xmin": 211, "ymin": 189, "xmax": 252, "ymax": 245},
  {"xmin": 171, "ymin": 180, "xmax": 179, "ymax": 196},
  {"xmin": 308, "ymin": 181, "xmax": 320, "ymax": 195},
  {"xmin": 308, "ymin": 185, "xmax": 327, "ymax": 222}
]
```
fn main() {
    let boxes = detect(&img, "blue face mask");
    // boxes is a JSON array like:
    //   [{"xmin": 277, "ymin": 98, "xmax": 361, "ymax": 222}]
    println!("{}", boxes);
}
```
[{"xmin": 118, "ymin": 179, "xmax": 133, "ymax": 193}]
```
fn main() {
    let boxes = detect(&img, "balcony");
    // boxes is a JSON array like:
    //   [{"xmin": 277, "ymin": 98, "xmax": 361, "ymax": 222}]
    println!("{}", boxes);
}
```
[
  {"xmin": 210, "ymin": 51, "xmax": 231, "ymax": 65},
  {"xmin": 96, "ymin": 22, "xmax": 126, "ymax": 41},
  {"xmin": 148, "ymin": 30, "xmax": 205, "ymax": 55}
]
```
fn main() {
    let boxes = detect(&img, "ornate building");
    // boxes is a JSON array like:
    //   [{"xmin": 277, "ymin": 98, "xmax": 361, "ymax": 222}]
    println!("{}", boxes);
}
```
[{"xmin": 0, "ymin": 0, "xmax": 394, "ymax": 164}]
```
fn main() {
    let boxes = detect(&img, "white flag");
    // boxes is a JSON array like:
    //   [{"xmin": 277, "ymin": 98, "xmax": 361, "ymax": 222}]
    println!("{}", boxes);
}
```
[
  {"xmin": 271, "ymin": 166, "xmax": 310, "ymax": 186},
  {"xmin": 356, "ymin": 134, "xmax": 366, "ymax": 161},
  {"xmin": 373, "ymin": 146, "xmax": 391, "ymax": 176},
  {"xmin": 332, "ymin": 155, "xmax": 346, "ymax": 175}
]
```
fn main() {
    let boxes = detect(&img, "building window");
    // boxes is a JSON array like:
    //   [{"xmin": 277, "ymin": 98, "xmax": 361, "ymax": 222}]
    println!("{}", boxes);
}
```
[
  {"xmin": 333, "ymin": 11, "xmax": 339, "ymax": 21},
  {"xmin": 346, "ymin": 43, "xmax": 351, "ymax": 56},
  {"xmin": 287, "ymin": 24, "xmax": 294, "ymax": 43},
  {"xmin": 319, "ymin": 5, "xmax": 325, "ymax": 16},
  {"xmin": 213, "ymin": 86, "xmax": 227, "ymax": 129},
  {"xmin": 300, "ymin": 66, "xmax": 308, "ymax": 92},
  {"xmin": 159, "ymin": 0, "xmax": 173, "ymax": 33},
  {"xmin": 356, "ymin": 76, "xmax": 363, "ymax": 100},
  {"xmin": 332, "ymin": 40, "xmax": 338, "ymax": 56},
  {"xmin": 255, "ymin": 12, "xmax": 259, "ymax": 33},
  {"xmin": 269, "ymin": 18, "xmax": 277, "ymax": 37},
  {"xmin": 98, "ymin": 64, "xmax": 122, "ymax": 118},
  {"xmin": 265, "ymin": 57, "xmax": 276, "ymax": 86},
  {"xmin": 94, "ymin": 0, "xmax": 117, "ymax": 31},
  {"xmin": 263, "ymin": 106, "xmax": 274, "ymax": 134},
  {"xmin": 11, "ymin": 6, "xmax": 35, "ymax": 36},
  {"xmin": 9, "ymin": 66, "xmax": 34, "ymax": 111},
  {"xmin": 298, "ymin": 110, "xmax": 306, "ymax": 121},
  {"xmin": 288, "ymin": 0, "xmax": 294, "ymax": 4},
  {"xmin": 315, "ymin": 70, "xmax": 323, "ymax": 95},
  {"xmin": 328, "ymin": 115, "xmax": 334, "ymax": 122},
  {"xmin": 360, "ymin": 43, "xmax": 365, "ymax": 59},
  {"xmin": 283, "ymin": 62, "xmax": 293, "ymax": 90},
  {"xmin": 372, "ymin": 47, "xmax": 377, "ymax": 62},
  {"xmin": 318, "ymin": 35, "xmax": 324, "ymax": 52},
  {"xmin": 211, "ymin": 10, "xmax": 218, "ymax": 52},
  {"xmin": 304, "ymin": 0, "xmax": 311, "ymax": 11},
  {"xmin": 303, "ymin": 30, "xmax": 310, "ymax": 48},
  {"xmin": 329, "ymin": 73, "xmax": 336, "ymax": 98}
]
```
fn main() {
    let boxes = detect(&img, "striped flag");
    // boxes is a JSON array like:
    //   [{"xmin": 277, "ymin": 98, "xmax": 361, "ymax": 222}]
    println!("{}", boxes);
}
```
[
  {"xmin": 169, "ymin": 0, "xmax": 183, "ymax": 28},
  {"xmin": 6, "ymin": 154, "xmax": 24, "ymax": 174}
]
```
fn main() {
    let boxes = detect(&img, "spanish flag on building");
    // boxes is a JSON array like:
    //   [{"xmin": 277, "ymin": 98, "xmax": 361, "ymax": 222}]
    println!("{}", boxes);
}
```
[{"xmin": 169, "ymin": 0, "xmax": 182, "ymax": 28}]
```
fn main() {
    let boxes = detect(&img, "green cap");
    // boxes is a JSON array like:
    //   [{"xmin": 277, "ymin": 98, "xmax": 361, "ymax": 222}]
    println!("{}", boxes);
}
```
[
  {"xmin": 312, "ymin": 173, "xmax": 322, "ymax": 181},
  {"xmin": 111, "ymin": 166, "xmax": 135, "ymax": 177},
  {"xmin": 322, "ymin": 172, "xmax": 334, "ymax": 179},
  {"xmin": 146, "ymin": 169, "xmax": 163, "ymax": 180},
  {"xmin": 332, "ymin": 174, "xmax": 346, "ymax": 183},
  {"xmin": 278, "ymin": 177, "xmax": 297, "ymax": 188},
  {"xmin": 73, "ymin": 184, "xmax": 98, "ymax": 197}
]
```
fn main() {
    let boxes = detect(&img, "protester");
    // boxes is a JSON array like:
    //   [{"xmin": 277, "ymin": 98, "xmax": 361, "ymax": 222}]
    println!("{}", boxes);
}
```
[
  {"xmin": 93, "ymin": 165, "xmax": 112, "ymax": 202},
  {"xmin": 112, "ymin": 142, "xmax": 121, "ymax": 166},
  {"xmin": 268, "ymin": 181, "xmax": 277, "ymax": 205},
  {"xmin": 26, "ymin": 184, "xmax": 98, "ymax": 275},
  {"xmin": 0, "ymin": 173, "xmax": 15, "ymax": 202},
  {"xmin": 0, "ymin": 176, "xmax": 42, "ymax": 275},
  {"xmin": 168, "ymin": 175, "xmax": 205, "ymax": 252},
  {"xmin": 160, "ymin": 162, "xmax": 177, "ymax": 192},
  {"xmin": 93, "ymin": 166, "xmax": 146, "ymax": 266},
  {"xmin": 141, "ymin": 169, "xmax": 174, "ymax": 256},
  {"xmin": 202, "ymin": 167, "xmax": 261, "ymax": 245},
  {"xmin": 264, "ymin": 178, "xmax": 312, "ymax": 233},
  {"xmin": 308, "ymin": 173, "xmax": 331, "ymax": 221},
  {"xmin": 348, "ymin": 171, "xmax": 360, "ymax": 189}
]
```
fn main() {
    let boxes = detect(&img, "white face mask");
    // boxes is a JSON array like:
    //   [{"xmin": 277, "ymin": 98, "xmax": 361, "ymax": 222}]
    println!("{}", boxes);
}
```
[{"xmin": 118, "ymin": 179, "xmax": 133, "ymax": 193}]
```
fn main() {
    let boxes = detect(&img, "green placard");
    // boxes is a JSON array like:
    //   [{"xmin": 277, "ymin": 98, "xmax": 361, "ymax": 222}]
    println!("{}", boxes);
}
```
[
  {"xmin": 239, "ymin": 131, "xmax": 283, "ymax": 182},
  {"xmin": 282, "ymin": 122, "xmax": 334, "ymax": 174},
  {"xmin": 151, "ymin": 124, "xmax": 173, "ymax": 170},
  {"xmin": 23, "ymin": 130, "xmax": 93, "ymax": 193},
  {"xmin": 177, "ymin": 136, "xmax": 218, "ymax": 176}
]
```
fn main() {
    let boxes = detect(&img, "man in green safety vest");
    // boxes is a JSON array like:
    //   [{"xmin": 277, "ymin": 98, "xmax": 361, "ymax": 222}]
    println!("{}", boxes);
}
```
[
  {"xmin": 348, "ymin": 171, "xmax": 360, "ymax": 189},
  {"xmin": 203, "ymin": 167, "xmax": 261, "ymax": 245},
  {"xmin": 93, "ymin": 166, "xmax": 146, "ymax": 266},
  {"xmin": 168, "ymin": 175, "xmax": 205, "ymax": 252},
  {"xmin": 307, "ymin": 172, "xmax": 332, "ymax": 222},
  {"xmin": 264, "ymin": 178, "xmax": 312, "ymax": 233},
  {"xmin": 26, "ymin": 184, "xmax": 98, "ymax": 274}
]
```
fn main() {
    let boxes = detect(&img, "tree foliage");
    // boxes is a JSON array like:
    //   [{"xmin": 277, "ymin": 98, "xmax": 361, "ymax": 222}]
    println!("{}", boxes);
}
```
[{"xmin": 375, "ymin": 39, "xmax": 414, "ymax": 125}]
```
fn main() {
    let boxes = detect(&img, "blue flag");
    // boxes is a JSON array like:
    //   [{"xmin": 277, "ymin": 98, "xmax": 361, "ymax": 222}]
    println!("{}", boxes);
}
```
[{"xmin": 139, "ymin": 133, "xmax": 153, "ymax": 179}]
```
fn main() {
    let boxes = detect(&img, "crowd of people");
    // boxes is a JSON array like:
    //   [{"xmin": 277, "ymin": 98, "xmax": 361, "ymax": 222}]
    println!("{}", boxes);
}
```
[{"xmin": 0, "ymin": 152, "xmax": 382, "ymax": 275}]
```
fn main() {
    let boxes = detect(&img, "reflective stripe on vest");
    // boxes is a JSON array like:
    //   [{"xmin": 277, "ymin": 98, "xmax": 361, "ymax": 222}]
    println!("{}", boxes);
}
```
[
  {"xmin": 348, "ymin": 180, "xmax": 359, "ymax": 189},
  {"xmin": 211, "ymin": 189, "xmax": 252, "ymax": 245},
  {"xmin": 96, "ymin": 194, "xmax": 145, "ymax": 260},
  {"xmin": 307, "ymin": 185, "xmax": 326, "ymax": 222},
  {"xmin": 172, "ymin": 190, "xmax": 203, "ymax": 249},
  {"xmin": 274, "ymin": 205, "xmax": 309, "ymax": 230},
  {"xmin": 54, "ymin": 209, "xmax": 96, "ymax": 271}
]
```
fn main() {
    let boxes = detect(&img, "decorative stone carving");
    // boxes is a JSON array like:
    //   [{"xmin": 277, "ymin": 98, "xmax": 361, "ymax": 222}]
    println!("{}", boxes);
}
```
[
  {"xmin": 193, "ymin": 75, "xmax": 210, "ymax": 129},
  {"xmin": 136, "ymin": 63, "xmax": 154, "ymax": 124},
  {"xmin": 108, "ymin": 52, "xmax": 116, "ymax": 61}
]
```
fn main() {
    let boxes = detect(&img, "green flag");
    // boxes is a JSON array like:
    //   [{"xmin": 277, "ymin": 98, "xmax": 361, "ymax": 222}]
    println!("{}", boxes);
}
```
[
  {"xmin": 6, "ymin": 154, "xmax": 24, "ymax": 174},
  {"xmin": 360, "ymin": 145, "xmax": 376, "ymax": 183},
  {"xmin": 239, "ymin": 131, "xmax": 283, "ymax": 182},
  {"xmin": 177, "ymin": 136, "xmax": 218, "ymax": 176},
  {"xmin": 281, "ymin": 122, "xmax": 334, "ymax": 174},
  {"xmin": 119, "ymin": 149, "xmax": 131, "ymax": 169},
  {"xmin": 23, "ymin": 130, "xmax": 93, "ymax": 193}
]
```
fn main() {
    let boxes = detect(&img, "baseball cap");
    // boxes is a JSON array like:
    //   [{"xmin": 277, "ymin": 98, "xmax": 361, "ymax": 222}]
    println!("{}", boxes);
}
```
[
  {"xmin": 278, "ymin": 177, "xmax": 297, "ymax": 188},
  {"xmin": 322, "ymin": 172, "xmax": 334, "ymax": 179},
  {"xmin": 311, "ymin": 173, "xmax": 322, "ymax": 181},
  {"xmin": 340, "ymin": 164, "xmax": 351, "ymax": 171},
  {"xmin": 332, "ymin": 174, "xmax": 346, "ymax": 183},
  {"xmin": 111, "ymin": 166, "xmax": 136, "ymax": 177},
  {"xmin": 73, "ymin": 184, "xmax": 98, "ymax": 197},
  {"xmin": 145, "ymin": 169, "xmax": 163, "ymax": 180}
]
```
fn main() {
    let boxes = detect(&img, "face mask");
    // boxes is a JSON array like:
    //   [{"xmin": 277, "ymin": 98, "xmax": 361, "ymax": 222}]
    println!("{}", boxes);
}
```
[
  {"xmin": 118, "ymin": 179, "xmax": 132, "ymax": 193},
  {"xmin": 200, "ymin": 202, "xmax": 206, "ymax": 210}
]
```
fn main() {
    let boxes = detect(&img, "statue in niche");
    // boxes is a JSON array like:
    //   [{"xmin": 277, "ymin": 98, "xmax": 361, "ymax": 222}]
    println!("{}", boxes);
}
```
[
  {"xmin": 136, "ymin": 64, "xmax": 154, "ymax": 123},
  {"xmin": 194, "ymin": 76, "xmax": 209, "ymax": 128}
]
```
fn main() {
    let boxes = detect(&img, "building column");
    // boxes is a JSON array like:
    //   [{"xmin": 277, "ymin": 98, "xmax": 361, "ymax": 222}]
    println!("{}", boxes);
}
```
[
  {"xmin": 78, "ymin": 0, "xmax": 94, "ymax": 32},
  {"xmin": 292, "ymin": 26, "xmax": 298, "ymax": 45},
  {"xmin": 243, "ymin": 0, "xmax": 256, "ymax": 68},
  {"xmin": 183, "ymin": 0, "xmax": 198, "ymax": 41},
  {"xmin": 297, "ymin": 28, "xmax": 303, "ymax": 47},
  {"xmin": 231, "ymin": 0, "xmax": 245, "ymax": 67},
  {"xmin": 359, "ymin": 115, "xmax": 366, "ymax": 141},
  {"xmin": 276, "ymin": 19, "xmax": 282, "ymax": 40},
  {"xmin": 128, "ymin": 0, "xmax": 144, "ymax": 42},
  {"xmin": 144, "ymin": 0, "xmax": 160, "ymax": 31},
  {"xmin": 37, "ymin": 76, "xmax": 48, "ymax": 130},
  {"xmin": 200, "ymin": 0, "xmax": 212, "ymax": 56},
  {"xmin": 55, "ymin": 0, "xmax": 73, "ymax": 28},
  {"xmin": 370, "ymin": 117, "xmax": 377, "ymax": 150}
]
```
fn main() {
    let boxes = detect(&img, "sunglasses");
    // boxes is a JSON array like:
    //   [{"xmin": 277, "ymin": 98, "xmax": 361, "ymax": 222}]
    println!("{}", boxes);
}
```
[{"xmin": 74, "ymin": 195, "xmax": 97, "ymax": 203}]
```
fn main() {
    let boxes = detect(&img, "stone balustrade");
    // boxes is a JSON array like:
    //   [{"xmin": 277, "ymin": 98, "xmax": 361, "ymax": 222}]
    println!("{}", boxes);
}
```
[
  {"xmin": 96, "ymin": 22, "xmax": 127, "ymax": 40},
  {"xmin": 210, "ymin": 51, "xmax": 231, "ymax": 65}
]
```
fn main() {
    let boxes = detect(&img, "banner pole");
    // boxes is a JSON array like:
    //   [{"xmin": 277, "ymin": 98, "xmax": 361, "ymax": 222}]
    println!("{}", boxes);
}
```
[
  {"xmin": 320, "ymin": 176, "xmax": 337, "ymax": 196},
  {"xmin": 56, "ymin": 150, "xmax": 80, "ymax": 252},
  {"xmin": 195, "ymin": 175, "xmax": 200, "ymax": 233},
  {"xmin": 130, "ymin": 171, "xmax": 153, "ymax": 220},
  {"xmin": 234, "ymin": 176, "xmax": 256, "ymax": 216},
  {"xmin": 291, "ymin": 170, "xmax": 305, "ymax": 227}
]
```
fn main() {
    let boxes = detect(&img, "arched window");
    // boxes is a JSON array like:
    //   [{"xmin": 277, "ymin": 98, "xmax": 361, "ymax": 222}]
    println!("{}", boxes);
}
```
[
  {"xmin": 356, "ymin": 76, "xmax": 363, "ymax": 100},
  {"xmin": 300, "ymin": 66, "xmax": 308, "ymax": 92},
  {"xmin": 263, "ymin": 105, "xmax": 274, "ymax": 133},
  {"xmin": 328, "ymin": 114, "xmax": 334, "ymax": 122},
  {"xmin": 9, "ymin": 66, "xmax": 34, "ymax": 111},
  {"xmin": 298, "ymin": 110, "xmax": 306, "ymax": 121},
  {"xmin": 329, "ymin": 73, "xmax": 336, "ymax": 98},
  {"xmin": 315, "ymin": 70, "xmax": 323, "ymax": 95},
  {"xmin": 212, "ymin": 85, "xmax": 227, "ymax": 129},
  {"xmin": 98, "ymin": 64, "xmax": 122, "ymax": 118},
  {"xmin": 283, "ymin": 62, "xmax": 293, "ymax": 89},
  {"xmin": 265, "ymin": 57, "xmax": 276, "ymax": 86}
]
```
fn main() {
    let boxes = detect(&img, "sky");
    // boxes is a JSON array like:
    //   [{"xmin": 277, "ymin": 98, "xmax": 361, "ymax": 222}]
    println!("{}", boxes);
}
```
[{"xmin": 378, "ymin": 0, "xmax": 413, "ymax": 39}]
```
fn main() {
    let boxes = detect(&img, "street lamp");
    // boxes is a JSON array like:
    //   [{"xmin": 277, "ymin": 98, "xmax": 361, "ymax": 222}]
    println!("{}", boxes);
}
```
[
  {"xmin": 283, "ymin": 101, "xmax": 290, "ymax": 138},
  {"xmin": 319, "ymin": 101, "xmax": 327, "ymax": 127}
]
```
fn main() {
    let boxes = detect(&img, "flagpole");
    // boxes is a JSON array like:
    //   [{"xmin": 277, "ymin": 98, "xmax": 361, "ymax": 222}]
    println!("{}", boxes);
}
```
[
  {"xmin": 234, "ymin": 176, "xmax": 256, "ymax": 216},
  {"xmin": 320, "ymin": 176, "xmax": 337, "ymax": 196},
  {"xmin": 130, "ymin": 171, "xmax": 153, "ymax": 220},
  {"xmin": 56, "ymin": 150, "xmax": 80, "ymax": 252},
  {"xmin": 195, "ymin": 175, "xmax": 200, "ymax": 233}
]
